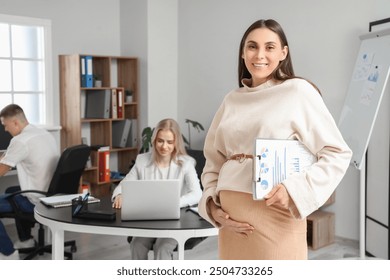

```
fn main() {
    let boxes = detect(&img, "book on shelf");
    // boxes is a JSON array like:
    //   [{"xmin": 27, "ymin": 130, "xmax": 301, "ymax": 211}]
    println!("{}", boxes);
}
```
[
  {"xmin": 111, "ymin": 88, "xmax": 118, "ymax": 119},
  {"xmin": 117, "ymin": 88, "xmax": 124, "ymax": 118},
  {"xmin": 98, "ymin": 150, "xmax": 110, "ymax": 182},
  {"xmin": 85, "ymin": 89, "xmax": 110, "ymax": 119},
  {"xmin": 85, "ymin": 55, "xmax": 93, "ymax": 88},
  {"xmin": 253, "ymin": 138, "xmax": 317, "ymax": 200},
  {"xmin": 112, "ymin": 119, "xmax": 131, "ymax": 148},
  {"xmin": 126, "ymin": 119, "xmax": 138, "ymax": 148},
  {"xmin": 80, "ymin": 90, "xmax": 86, "ymax": 118},
  {"xmin": 80, "ymin": 57, "xmax": 86, "ymax": 87}
]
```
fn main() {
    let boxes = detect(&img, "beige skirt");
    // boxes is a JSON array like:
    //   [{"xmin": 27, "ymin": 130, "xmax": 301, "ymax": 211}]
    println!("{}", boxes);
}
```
[{"xmin": 218, "ymin": 190, "xmax": 307, "ymax": 260}]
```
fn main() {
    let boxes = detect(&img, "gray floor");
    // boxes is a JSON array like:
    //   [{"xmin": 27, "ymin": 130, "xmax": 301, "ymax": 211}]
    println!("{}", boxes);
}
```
[
  {"xmin": 5, "ymin": 222, "xmax": 360, "ymax": 260},
  {"xmin": 64, "ymin": 233, "xmax": 360, "ymax": 260}
]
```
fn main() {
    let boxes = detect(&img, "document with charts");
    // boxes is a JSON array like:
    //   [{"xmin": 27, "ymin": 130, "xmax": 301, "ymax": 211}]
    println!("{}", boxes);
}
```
[{"xmin": 253, "ymin": 139, "xmax": 317, "ymax": 200}]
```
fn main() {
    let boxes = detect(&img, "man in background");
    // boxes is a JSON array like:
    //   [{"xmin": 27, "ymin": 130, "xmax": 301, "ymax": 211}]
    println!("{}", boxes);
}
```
[{"xmin": 0, "ymin": 104, "xmax": 59, "ymax": 260}]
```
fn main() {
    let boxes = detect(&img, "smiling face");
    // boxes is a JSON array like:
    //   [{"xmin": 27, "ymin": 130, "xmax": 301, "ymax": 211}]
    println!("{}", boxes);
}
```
[
  {"xmin": 155, "ymin": 129, "xmax": 175, "ymax": 160},
  {"xmin": 241, "ymin": 27, "xmax": 288, "ymax": 87}
]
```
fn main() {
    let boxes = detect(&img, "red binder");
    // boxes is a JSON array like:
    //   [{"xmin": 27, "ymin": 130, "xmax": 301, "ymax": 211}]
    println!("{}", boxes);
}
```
[
  {"xmin": 99, "ymin": 151, "xmax": 110, "ymax": 182},
  {"xmin": 117, "ymin": 88, "xmax": 123, "ymax": 118}
]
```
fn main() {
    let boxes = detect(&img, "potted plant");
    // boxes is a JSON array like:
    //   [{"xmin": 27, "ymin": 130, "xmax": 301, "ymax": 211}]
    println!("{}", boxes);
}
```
[
  {"xmin": 125, "ymin": 90, "xmax": 133, "ymax": 103},
  {"xmin": 185, "ymin": 119, "xmax": 204, "ymax": 149},
  {"xmin": 140, "ymin": 126, "xmax": 154, "ymax": 153},
  {"xmin": 93, "ymin": 75, "xmax": 102, "ymax": 87}
]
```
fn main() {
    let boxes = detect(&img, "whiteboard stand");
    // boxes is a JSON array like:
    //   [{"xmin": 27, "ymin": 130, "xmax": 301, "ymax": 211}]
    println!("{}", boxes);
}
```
[
  {"xmin": 359, "ymin": 157, "xmax": 366, "ymax": 259},
  {"xmin": 339, "ymin": 23, "xmax": 390, "ymax": 259}
]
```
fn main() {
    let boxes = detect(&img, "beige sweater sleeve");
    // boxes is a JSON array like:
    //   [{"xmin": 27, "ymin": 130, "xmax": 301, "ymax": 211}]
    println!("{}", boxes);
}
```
[
  {"xmin": 282, "ymin": 81, "xmax": 352, "ymax": 219},
  {"xmin": 198, "ymin": 101, "xmax": 227, "ymax": 226}
]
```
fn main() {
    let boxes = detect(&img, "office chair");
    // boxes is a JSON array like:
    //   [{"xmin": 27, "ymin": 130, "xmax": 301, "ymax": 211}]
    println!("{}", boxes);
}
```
[
  {"xmin": 0, "ymin": 144, "xmax": 91, "ymax": 260},
  {"xmin": 181, "ymin": 149, "xmax": 207, "ymax": 250},
  {"xmin": 186, "ymin": 149, "xmax": 205, "ymax": 190}
]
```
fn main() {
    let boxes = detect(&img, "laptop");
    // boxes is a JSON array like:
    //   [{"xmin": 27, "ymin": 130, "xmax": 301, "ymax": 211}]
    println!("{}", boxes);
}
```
[{"xmin": 120, "ymin": 179, "xmax": 181, "ymax": 221}]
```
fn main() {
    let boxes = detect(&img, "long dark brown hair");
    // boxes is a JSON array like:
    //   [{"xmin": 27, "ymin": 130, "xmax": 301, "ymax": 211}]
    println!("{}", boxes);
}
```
[{"xmin": 238, "ymin": 19, "xmax": 320, "ymax": 94}]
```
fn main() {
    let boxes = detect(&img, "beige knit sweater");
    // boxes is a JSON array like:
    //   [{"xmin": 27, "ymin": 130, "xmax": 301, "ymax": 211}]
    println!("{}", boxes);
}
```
[{"xmin": 198, "ymin": 78, "xmax": 352, "ymax": 225}]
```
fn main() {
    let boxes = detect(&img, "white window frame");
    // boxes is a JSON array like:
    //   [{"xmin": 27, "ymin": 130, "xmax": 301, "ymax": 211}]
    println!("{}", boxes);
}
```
[{"xmin": 0, "ymin": 14, "xmax": 53, "ymax": 126}]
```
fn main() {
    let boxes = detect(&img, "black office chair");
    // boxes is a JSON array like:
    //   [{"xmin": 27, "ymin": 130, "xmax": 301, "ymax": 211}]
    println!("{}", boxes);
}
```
[
  {"xmin": 0, "ymin": 144, "xmax": 91, "ymax": 260},
  {"xmin": 182, "ymin": 149, "xmax": 207, "ymax": 249},
  {"xmin": 186, "ymin": 149, "xmax": 206, "ymax": 190}
]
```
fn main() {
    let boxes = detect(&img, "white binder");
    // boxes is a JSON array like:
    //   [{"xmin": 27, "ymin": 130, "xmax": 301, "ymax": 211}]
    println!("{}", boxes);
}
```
[
  {"xmin": 112, "ymin": 119, "xmax": 131, "ymax": 148},
  {"xmin": 85, "ymin": 89, "xmax": 110, "ymax": 119}
]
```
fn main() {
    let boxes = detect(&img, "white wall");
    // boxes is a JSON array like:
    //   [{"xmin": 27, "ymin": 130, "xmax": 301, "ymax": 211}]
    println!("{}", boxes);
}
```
[
  {"xmin": 120, "ymin": 0, "xmax": 178, "ymax": 129},
  {"xmin": 120, "ymin": 0, "xmax": 148, "ymax": 132},
  {"xmin": 147, "ymin": 0, "xmax": 178, "ymax": 125}
]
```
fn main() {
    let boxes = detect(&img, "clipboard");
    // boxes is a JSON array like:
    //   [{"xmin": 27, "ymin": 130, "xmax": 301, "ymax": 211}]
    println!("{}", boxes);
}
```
[{"xmin": 253, "ymin": 139, "xmax": 317, "ymax": 200}]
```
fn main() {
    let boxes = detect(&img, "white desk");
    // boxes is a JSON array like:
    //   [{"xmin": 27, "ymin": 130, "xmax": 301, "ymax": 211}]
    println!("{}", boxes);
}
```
[{"xmin": 34, "ymin": 199, "xmax": 218, "ymax": 260}]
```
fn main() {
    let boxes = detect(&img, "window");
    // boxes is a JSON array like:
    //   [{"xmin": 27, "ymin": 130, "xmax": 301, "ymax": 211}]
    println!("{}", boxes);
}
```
[{"xmin": 0, "ymin": 14, "xmax": 53, "ymax": 125}]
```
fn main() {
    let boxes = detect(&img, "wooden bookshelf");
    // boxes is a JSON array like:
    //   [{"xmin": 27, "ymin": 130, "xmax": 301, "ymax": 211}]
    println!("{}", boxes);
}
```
[{"xmin": 59, "ymin": 54, "xmax": 139, "ymax": 197}]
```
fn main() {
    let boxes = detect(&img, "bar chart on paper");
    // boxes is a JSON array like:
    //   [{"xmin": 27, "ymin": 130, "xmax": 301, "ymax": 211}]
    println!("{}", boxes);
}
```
[{"xmin": 253, "ymin": 139, "xmax": 317, "ymax": 200}]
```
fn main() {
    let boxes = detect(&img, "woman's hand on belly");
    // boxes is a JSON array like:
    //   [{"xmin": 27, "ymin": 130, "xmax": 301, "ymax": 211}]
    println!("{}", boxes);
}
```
[{"xmin": 208, "ymin": 199, "xmax": 254, "ymax": 237}]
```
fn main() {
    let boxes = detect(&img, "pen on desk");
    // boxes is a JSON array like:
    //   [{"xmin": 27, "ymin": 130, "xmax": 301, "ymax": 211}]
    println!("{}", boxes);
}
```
[
  {"xmin": 73, "ymin": 192, "xmax": 90, "ymax": 216},
  {"xmin": 82, "ymin": 192, "xmax": 90, "ymax": 201}
]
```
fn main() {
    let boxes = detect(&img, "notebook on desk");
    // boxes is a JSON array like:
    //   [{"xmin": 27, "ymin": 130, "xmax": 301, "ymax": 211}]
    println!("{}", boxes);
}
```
[
  {"xmin": 120, "ymin": 179, "xmax": 181, "ymax": 221},
  {"xmin": 39, "ymin": 194, "xmax": 100, "ymax": 208}
]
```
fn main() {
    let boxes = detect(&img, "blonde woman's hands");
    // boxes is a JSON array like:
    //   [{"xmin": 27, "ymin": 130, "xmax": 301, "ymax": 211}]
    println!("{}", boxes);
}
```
[
  {"xmin": 264, "ymin": 183, "xmax": 290, "ymax": 209},
  {"xmin": 112, "ymin": 194, "xmax": 123, "ymax": 209},
  {"xmin": 208, "ymin": 199, "xmax": 254, "ymax": 238}
]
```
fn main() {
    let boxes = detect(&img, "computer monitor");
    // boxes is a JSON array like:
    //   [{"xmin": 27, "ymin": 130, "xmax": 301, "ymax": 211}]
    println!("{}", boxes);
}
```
[{"xmin": 0, "ymin": 123, "xmax": 12, "ymax": 151}]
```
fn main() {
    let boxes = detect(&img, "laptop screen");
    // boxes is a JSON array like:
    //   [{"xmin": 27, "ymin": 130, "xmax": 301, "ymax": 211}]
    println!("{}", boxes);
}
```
[{"xmin": 121, "ymin": 179, "xmax": 181, "ymax": 221}]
